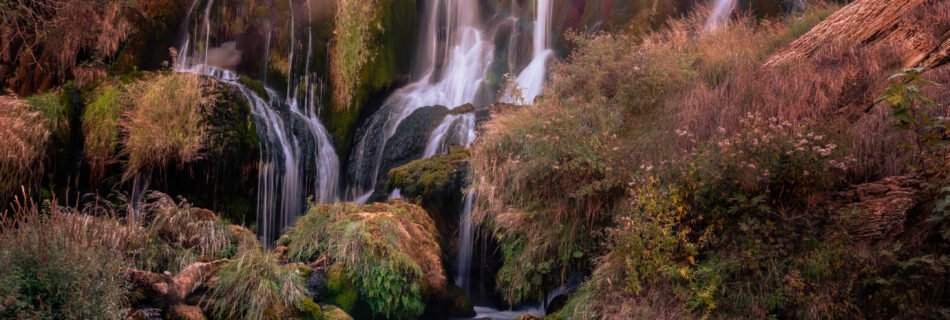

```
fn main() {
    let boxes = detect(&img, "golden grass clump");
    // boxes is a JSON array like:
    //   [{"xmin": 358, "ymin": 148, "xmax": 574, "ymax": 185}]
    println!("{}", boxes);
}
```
[
  {"xmin": 0, "ymin": 96, "xmax": 52, "ymax": 200},
  {"xmin": 120, "ymin": 73, "xmax": 217, "ymax": 180}
]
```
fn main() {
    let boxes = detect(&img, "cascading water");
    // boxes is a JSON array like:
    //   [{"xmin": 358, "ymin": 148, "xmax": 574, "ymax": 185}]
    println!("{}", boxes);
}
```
[
  {"xmin": 455, "ymin": 189, "xmax": 476, "ymax": 293},
  {"xmin": 513, "ymin": 0, "xmax": 553, "ymax": 103},
  {"xmin": 345, "ymin": 0, "xmax": 493, "ymax": 203},
  {"xmin": 705, "ymin": 0, "xmax": 737, "ymax": 31},
  {"xmin": 175, "ymin": 0, "xmax": 339, "ymax": 245}
]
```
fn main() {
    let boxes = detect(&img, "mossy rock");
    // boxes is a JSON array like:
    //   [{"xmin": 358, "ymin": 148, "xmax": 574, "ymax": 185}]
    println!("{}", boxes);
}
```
[
  {"xmin": 325, "ymin": 264, "xmax": 358, "ymax": 313},
  {"xmin": 279, "ymin": 201, "xmax": 445, "ymax": 319},
  {"xmin": 297, "ymin": 298, "xmax": 323, "ymax": 320},
  {"xmin": 386, "ymin": 147, "xmax": 471, "ymax": 201}
]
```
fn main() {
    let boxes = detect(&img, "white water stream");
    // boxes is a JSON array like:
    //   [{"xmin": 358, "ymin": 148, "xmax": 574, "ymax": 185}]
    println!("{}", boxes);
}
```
[{"xmin": 175, "ymin": 0, "xmax": 339, "ymax": 245}]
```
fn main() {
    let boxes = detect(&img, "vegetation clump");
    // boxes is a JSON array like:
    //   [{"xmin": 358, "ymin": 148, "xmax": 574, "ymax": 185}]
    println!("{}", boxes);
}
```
[
  {"xmin": 120, "ymin": 73, "xmax": 216, "ymax": 180},
  {"xmin": 330, "ymin": 0, "xmax": 380, "ymax": 110},
  {"xmin": 0, "ymin": 96, "xmax": 54, "ymax": 200},
  {"xmin": 0, "ymin": 199, "xmax": 130, "ymax": 319},
  {"xmin": 279, "ymin": 201, "xmax": 444, "ymax": 319},
  {"xmin": 203, "ymin": 248, "xmax": 308, "ymax": 320}
]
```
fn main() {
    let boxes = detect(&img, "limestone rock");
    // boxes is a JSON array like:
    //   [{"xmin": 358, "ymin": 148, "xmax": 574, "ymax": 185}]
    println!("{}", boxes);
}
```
[
  {"xmin": 764, "ymin": 0, "xmax": 950, "ymax": 70},
  {"xmin": 838, "ymin": 175, "xmax": 923, "ymax": 241}
]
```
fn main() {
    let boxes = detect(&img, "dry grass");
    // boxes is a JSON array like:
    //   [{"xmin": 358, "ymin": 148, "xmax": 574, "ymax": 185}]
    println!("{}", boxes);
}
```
[
  {"xmin": 120, "ymin": 73, "xmax": 216, "ymax": 180},
  {"xmin": 0, "ymin": 195, "xmax": 132, "ymax": 318},
  {"xmin": 0, "ymin": 0, "xmax": 136, "ymax": 93},
  {"xmin": 0, "ymin": 95, "xmax": 51, "ymax": 201}
]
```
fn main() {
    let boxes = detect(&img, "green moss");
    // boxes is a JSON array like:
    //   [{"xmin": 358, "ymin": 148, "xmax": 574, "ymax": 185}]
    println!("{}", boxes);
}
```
[
  {"xmin": 83, "ymin": 84, "xmax": 127, "ymax": 174},
  {"xmin": 326, "ymin": 264, "xmax": 358, "ymax": 312},
  {"xmin": 297, "ymin": 298, "xmax": 323, "ymax": 320},
  {"xmin": 240, "ymin": 76, "xmax": 269, "ymax": 98},
  {"xmin": 325, "ymin": 0, "xmax": 416, "ymax": 160},
  {"xmin": 26, "ymin": 91, "xmax": 72, "ymax": 143},
  {"xmin": 386, "ymin": 147, "xmax": 470, "ymax": 198}
]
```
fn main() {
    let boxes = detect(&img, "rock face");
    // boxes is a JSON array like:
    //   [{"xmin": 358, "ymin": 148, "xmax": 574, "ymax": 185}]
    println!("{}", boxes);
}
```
[
  {"xmin": 764, "ymin": 0, "xmax": 950, "ymax": 69},
  {"xmin": 348, "ymin": 104, "xmax": 479, "ymax": 202},
  {"xmin": 838, "ymin": 175, "xmax": 923, "ymax": 242}
]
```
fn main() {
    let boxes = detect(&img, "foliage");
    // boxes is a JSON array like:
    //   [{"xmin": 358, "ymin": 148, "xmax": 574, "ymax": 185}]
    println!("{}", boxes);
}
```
[
  {"xmin": 330, "ymin": 0, "xmax": 380, "ymax": 109},
  {"xmin": 561, "ymin": 117, "xmax": 860, "ymax": 318},
  {"xmin": 120, "ymin": 73, "xmax": 216, "ymax": 180},
  {"xmin": 877, "ymin": 68, "xmax": 947, "ymax": 157},
  {"xmin": 279, "ymin": 201, "xmax": 443, "ymax": 319},
  {"xmin": 0, "ymin": 198, "xmax": 130, "ymax": 319},
  {"xmin": 203, "ymin": 249, "xmax": 308, "ymax": 320}
]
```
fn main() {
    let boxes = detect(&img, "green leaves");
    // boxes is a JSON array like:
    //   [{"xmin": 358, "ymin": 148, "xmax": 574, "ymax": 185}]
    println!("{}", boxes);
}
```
[{"xmin": 878, "ymin": 68, "xmax": 947, "ymax": 155}]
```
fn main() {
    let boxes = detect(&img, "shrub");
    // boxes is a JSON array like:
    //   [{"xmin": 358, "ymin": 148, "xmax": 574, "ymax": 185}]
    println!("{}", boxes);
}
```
[
  {"xmin": 0, "ymin": 198, "xmax": 130, "ymax": 319},
  {"xmin": 560, "ymin": 116, "xmax": 860, "ymax": 318},
  {"xmin": 279, "ymin": 201, "xmax": 443, "ymax": 319},
  {"xmin": 0, "ymin": 0, "xmax": 136, "ymax": 92},
  {"xmin": 121, "ymin": 73, "xmax": 216, "ymax": 180},
  {"xmin": 203, "ymin": 249, "xmax": 308, "ymax": 320}
]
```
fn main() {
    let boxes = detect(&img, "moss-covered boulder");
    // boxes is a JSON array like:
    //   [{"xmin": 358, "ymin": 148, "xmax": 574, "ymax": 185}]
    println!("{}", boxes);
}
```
[
  {"xmin": 278, "ymin": 200, "xmax": 446, "ymax": 319},
  {"xmin": 387, "ymin": 147, "xmax": 471, "ymax": 204},
  {"xmin": 386, "ymin": 147, "xmax": 471, "ymax": 258}
]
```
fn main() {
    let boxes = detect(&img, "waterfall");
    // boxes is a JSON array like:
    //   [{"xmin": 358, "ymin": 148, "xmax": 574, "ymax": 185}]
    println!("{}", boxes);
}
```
[
  {"xmin": 175, "ymin": 0, "xmax": 340, "ymax": 245},
  {"xmin": 346, "ymin": 0, "xmax": 493, "ymax": 202},
  {"xmin": 455, "ymin": 189, "xmax": 476, "ymax": 292},
  {"xmin": 513, "ymin": 0, "xmax": 554, "ymax": 103},
  {"xmin": 705, "ymin": 0, "xmax": 737, "ymax": 31}
]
